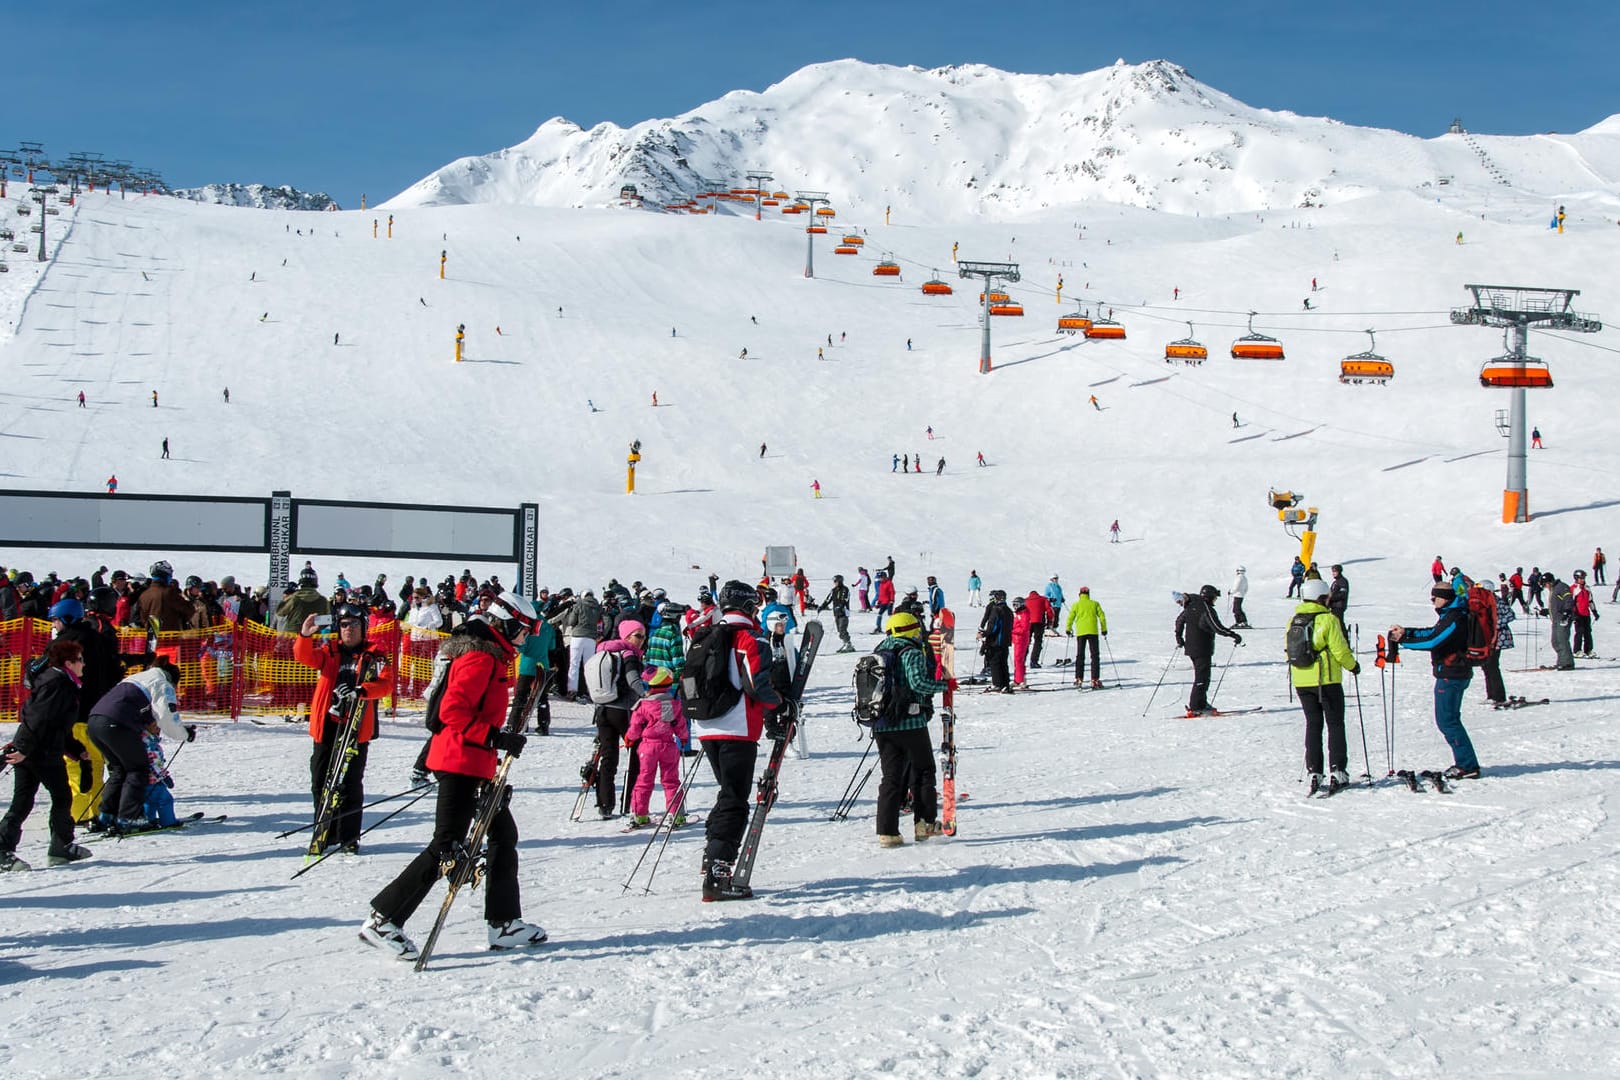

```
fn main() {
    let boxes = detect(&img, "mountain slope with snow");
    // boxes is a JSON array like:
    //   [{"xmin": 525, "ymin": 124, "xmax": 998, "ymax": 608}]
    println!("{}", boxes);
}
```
[
  {"xmin": 170, "ymin": 182, "xmax": 341, "ymax": 212},
  {"xmin": 385, "ymin": 59, "xmax": 1620, "ymax": 217}
]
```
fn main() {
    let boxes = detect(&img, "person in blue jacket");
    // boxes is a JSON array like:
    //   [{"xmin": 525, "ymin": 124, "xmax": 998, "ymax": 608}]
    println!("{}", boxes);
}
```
[
  {"xmin": 1390, "ymin": 583, "xmax": 1480, "ymax": 779},
  {"xmin": 967, "ymin": 571, "xmax": 981, "ymax": 607},
  {"xmin": 926, "ymin": 576, "xmax": 945, "ymax": 618},
  {"xmin": 759, "ymin": 588, "xmax": 797, "ymax": 634},
  {"xmin": 1043, "ymin": 575, "xmax": 1065, "ymax": 611}
]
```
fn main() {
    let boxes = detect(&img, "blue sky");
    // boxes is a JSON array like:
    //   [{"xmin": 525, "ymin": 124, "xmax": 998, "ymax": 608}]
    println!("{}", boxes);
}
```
[{"xmin": 13, "ymin": 1, "xmax": 1617, "ymax": 206}]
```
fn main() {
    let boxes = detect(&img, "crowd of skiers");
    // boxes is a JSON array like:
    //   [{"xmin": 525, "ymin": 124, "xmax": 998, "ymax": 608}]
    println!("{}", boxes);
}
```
[{"xmin": 1, "ymin": 544, "xmax": 1612, "ymax": 954}]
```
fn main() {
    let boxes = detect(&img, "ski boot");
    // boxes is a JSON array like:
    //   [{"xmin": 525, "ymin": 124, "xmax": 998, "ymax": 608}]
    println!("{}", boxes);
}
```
[
  {"xmin": 1307, "ymin": 773, "xmax": 1323, "ymax": 796},
  {"xmin": 359, "ymin": 912, "xmax": 419, "ymax": 960},
  {"xmin": 914, "ymin": 821, "xmax": 942, "ymax": 842},
  {"xmin": 1327, "ymin": 769, "xmax": 1349, "ymax": 796},
  {"xmin": 877, "ymin": 834, "xmax": 905, "ymax": 848},
  {"xmin": 488, "ymin": 918, "xmax": 548, "ymax": 950},
  {"xmin": 46, "ymin": 843, "xmax": 93, "ymax": 866},
  {"xmin": 0, "ymin": 850, "xmax": 30, "ymax": 872},
  {"xmin": 702, "ymin": 859, "xmax": 753, "ymax": 902},
  {"xmin": 1091, "ymin": 680, "xmax": 1104, "ymax": 690}
]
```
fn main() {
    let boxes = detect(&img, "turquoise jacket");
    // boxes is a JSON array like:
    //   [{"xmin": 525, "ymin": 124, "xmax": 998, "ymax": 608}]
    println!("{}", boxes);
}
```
[{"xmin": 516, "ymin": 620, "xmax": 558, "ymax": 676}]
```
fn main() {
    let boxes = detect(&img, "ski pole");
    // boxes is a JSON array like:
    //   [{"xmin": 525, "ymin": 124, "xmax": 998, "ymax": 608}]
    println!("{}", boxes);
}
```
[
  {"xmin": 290, "ymin": 782, "xmax": 435, "ymax": 880},
  {"xmin": 1141, "ymin": 651, "xmax": 1179, "ymax": 716},
  {"xmin": 1352, "ymin": 626, "xmax": 1372, "ymax": 784},
  {"xmin": 1208, "ymin": 639, "xmax": 1240, "ymax": 707},
  {"xmin": 276, "ymin": 779, "xmax": 436, "ymax": 839},
  {"xmin": 1102, "ymin": 634, "xmax": 1121, "ymax": 687},
  {"xmin": 831, "ymin": 736, "xmax": 876, "ymax": 821},
  {"xmin": 622, "ymin": 749, "xmax": 704, "ymax": 893},
  {"xmin": 633, "ymin": 751, "xmax": 709, "ymax": 895}
]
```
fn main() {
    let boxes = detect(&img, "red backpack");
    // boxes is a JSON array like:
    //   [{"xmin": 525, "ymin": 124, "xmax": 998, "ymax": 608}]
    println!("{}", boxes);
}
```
[{"xmin": 1464, "ymin": 584, "xmax": 1498, "ymax": 665}]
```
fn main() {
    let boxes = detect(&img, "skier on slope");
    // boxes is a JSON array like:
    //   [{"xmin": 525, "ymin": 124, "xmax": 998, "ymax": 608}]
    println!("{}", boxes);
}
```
[
  {"xmin": 818, "ymin": 574, "xmax": 855, "ymax": 652},
  {"xmin": 1388, "ymin": 583, "xmax": 1481, "ymax": 780},
  {"xmin": 977, "ymin": 590, "xmax": 1013, "ymax": 692},
  {"xmin": 1064, "ymin": 586, "xmax": 1108, "ymax": 689},
  {"xmin": 1230, "ymin": 567, "xmax": 1251, "ymax": 628},
  {"xmin": 1175, "ymin": 585, "xmax": 1242, "ymax": 716},
  {"xmin": 694, "ymin": 581, "xmax": 784, "ymax": 901},
  {"xmin": 871, "ymin": 571, "xmax": 896, "ymax": 634},
  {"xmin": 361, "ymin": 593, "xmax": 544, "ymax": 959},
  {"xmin": 1009, "ymin": 596, "xmax": 1032, "ymax": 689}
]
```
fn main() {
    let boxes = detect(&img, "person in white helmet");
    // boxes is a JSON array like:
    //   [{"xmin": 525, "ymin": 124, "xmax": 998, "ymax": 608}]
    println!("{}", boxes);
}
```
[{"xmin": 1230, "ymin": 567, "xmax": 1250, "ymax": 629}]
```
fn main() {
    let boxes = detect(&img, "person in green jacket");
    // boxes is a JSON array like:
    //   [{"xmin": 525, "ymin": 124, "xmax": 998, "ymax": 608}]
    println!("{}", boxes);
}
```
[
  {"xmin": 1063, "ymin": 586, "xmax": 1109, "ymax": 689},
  {"xmin": 506, "ymin": 612, "xmax": 559, "ymax": 735},
  {"xmin": 644, "ymin": 601, "xmax": 688, "ymax": 676},
  {"xmin": 1289, "ymin": 578, "xmax": 1359, "ymax": 795},
  {"xmin": 872, "ymin": 611, "xmax": 948, "ymax": 848}
]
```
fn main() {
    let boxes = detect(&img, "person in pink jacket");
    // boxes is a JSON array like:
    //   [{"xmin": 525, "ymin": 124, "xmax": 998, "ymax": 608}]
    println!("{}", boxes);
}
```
[
  {"xmin": 625, "ymin": 667, "xmax": 690, "ymax": 827},
  {"xmin": 1010, "ymin": 596, "xmax": 1032, "ymax": 687}
]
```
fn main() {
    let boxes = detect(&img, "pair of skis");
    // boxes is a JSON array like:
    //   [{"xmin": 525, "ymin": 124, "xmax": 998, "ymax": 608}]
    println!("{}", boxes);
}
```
[
  {"xmin": 935, "ymin": 610, "xmax": 958, "ymax": 837},
  {"xmin": 731, "ymin": 620, "xmax": 823, "ymax": 892},
  {"xmin": 307, "ymin": 655, "xmax": 381, "ymax": 859},
  {"xmin": 84, "ymin": 811, "xmax": 228, "ymax": 840},
  {"xmin": 413, "ymin": 753, "xmax": 517, "ymax": 972}
]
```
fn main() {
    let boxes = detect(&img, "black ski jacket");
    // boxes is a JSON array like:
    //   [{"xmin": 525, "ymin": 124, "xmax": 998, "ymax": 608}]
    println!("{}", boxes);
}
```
[
  {"xmin": 1175, "ymin": 596, "xmax": 1239, "ymax": 658},
  {"xmin": 979, "ymin": 602, "xmax": 1012, "ymax": 648}
]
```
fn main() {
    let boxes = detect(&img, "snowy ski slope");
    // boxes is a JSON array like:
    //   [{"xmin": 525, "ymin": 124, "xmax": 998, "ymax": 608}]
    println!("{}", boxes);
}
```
[{"xmin": 2, "ymin": 125, "xmax": 1620, "ymax": 1078}]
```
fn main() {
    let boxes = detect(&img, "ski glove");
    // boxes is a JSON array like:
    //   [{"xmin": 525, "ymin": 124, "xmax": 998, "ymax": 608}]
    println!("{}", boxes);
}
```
[
  {"xmin": 1231, "ymin": 634, "xmax": 1243, "ymax": 646},
  {"xmin": 332, "ymin": 684, "xmax": 360, "ymax": 707},
  {"xmin": 184, "ymin": 724, "xmax": 197, "ymax": 742},
  {"xmin": 489, "ymin": 730, "xmax": 527, "ymax": 758}
]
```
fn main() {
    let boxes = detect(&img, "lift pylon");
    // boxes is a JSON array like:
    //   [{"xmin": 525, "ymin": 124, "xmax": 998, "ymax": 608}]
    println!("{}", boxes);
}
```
[{"xmin": 958, "ymin": 260, "xmax": 1020, "ymax": 374}]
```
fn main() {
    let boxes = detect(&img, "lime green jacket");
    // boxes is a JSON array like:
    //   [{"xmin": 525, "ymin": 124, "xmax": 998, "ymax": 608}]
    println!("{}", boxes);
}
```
[
  {"xmin": 1064, "ymin": 595, "xmax": 1107, "ymax": 636},
  {"xmin": 1288, "ymin": 601, "xmax": 1357, "ymax": 687}
]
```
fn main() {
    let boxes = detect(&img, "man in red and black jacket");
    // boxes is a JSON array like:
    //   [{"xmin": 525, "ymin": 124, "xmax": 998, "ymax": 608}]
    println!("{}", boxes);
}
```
[
  {"xmin": 690, "ymin": 580, "xmax": 784, "ymax": 902},
  {"xmin": 361, "ymin": 593, "xmax": 546, "ymax": 960},
  {"xmin": 296, "ymin": 603, "xmax": 393, "ymax": 852}
]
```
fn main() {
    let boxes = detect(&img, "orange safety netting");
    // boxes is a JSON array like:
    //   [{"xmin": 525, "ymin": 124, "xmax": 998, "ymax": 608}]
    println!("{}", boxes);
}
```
[
  {"xmin": 1, "ymin": 618, "xmax": 55, "ymax": 723},
  {"xmin": 0, "ymin": 619, "xmax": 517, "ymax": 724}
]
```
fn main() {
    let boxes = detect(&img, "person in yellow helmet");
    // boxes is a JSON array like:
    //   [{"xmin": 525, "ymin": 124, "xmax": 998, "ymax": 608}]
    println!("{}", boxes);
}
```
[{"xmin": 871, "ymin": 611, "xmax": 948, "ymax": 847}]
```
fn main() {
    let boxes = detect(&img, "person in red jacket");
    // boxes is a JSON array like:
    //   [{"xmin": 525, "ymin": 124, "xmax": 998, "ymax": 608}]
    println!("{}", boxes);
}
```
[
  {"xmin": 691, "ymin": 580, "xmax": 784, "ymax": 901},
  {"xmin": 871, "ymin": 570, "xmax": 896, "ymax": 634},
  {"xmin": 361, "ymin": 592, "xmax": 544, "ymax": 960},
  {"xmin": 1022, "ymin": 590, "xmax": 1052, "ymax": 668},
  {"xmin": 295, "ymin": 602, "xmax": 393, "ymax": 853}
]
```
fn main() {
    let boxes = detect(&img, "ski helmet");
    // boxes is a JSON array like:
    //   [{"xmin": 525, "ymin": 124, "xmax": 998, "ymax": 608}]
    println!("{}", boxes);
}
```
[
  {"xmin": 884, "ymin": 611, "xmax": 922, "ymax": 639},
  {"xmin": 1301, "ymin": 578, "xmax": 1330, "ymax": 602},
  {"xmin": 1199, "ymin": 584, "xmax": 1220, "ymax": 601},
  {"xmin": 149, "ymin": 560, "xmax": 173, "ymax": 584},
  {"xmin": 1010, "ymin": 596, "xmax": 1025, "ymax": 610},
  {"xmin": 762, "ymin": 586, "xmax": 779, "ymax": 603},
  {"xmin": 298, "ymin": 566, "xmax": 319, "ymax": 589},
  {"xmin": 646, "ymin": 666, "xmax": 675, "ymax": 689},
  {"xmin": 184, "ymin": 574, "xmax": 203, "ymax": 590},
  {"xmin": 485, "ymin": 591, "xmax": 538, "ymax": 641},
  {"xmin": 989, "ymin": 589, "xmax": 1006, "ymax": 602},
  {"xmin": 49, "ymin": 598, "xmax": 84, "ymax": 623},
  {"xmin": 87, "ymin": 585, "xmax": 119, "ymax": 616},
  {"xmin": 718, "ymin": 579, "xmax": 758, "ymax": 614}
]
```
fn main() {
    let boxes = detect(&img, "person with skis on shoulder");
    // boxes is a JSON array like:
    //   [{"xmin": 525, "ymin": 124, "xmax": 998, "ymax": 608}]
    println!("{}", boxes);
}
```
[
  {"xmin": 1175, "ymin": 585, "xmax": 1243, "ymax": 716},
  {"xmin": 0, "ymin": 639, "xmax": 92, "ymax": 870},
  {"xmin": 818, "ymin": 574, "xmax": 855, "ymax": 652},
  {"xmin": 362, "ymin": 592, "xmax": 543, "ymax": 960},
  {"xmin": 1389, "ymin": 582, "xmax": 1481, "ymax": 780},
  {"xmin": 872, "ymin": 611, "xmax": 949, "ymax": 847},
  {"xmin": 590, "ymin": 619, "xmax": 648, "ymax": 819},
  {"xmin": 1230, "ymin": 567, "xmax": 1250, "ymax": 628},
  {"xmin": 693, "ymin": 581, "xmax": 784, "ymax": 901},
  {"xmin": 625, "ymin": 668, "xmax": 689, "ymax": 828},
  {"xmin": 506, "ymin": 603, "xmax": 558, "ymax": 736},
  {"xmin": 977, "ymin": 590, "xmax": 1014, "ymax": 692},
  {"xmin": 1290, "ymin": 578, "xmax": 1359, "ymax": 795},
  {"xmin": 297, "ymin": 603, "xmax": 393, "ymax": 854},
  {"xmin": 1064, "ymin": 586, "xmax": 1108, "ymax": 688}
]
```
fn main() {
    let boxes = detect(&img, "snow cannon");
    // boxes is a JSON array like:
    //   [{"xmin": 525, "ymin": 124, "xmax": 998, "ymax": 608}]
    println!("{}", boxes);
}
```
[{"xmin": 1268, "ymin": 490, "xmax": 1319, "ymax": 567}]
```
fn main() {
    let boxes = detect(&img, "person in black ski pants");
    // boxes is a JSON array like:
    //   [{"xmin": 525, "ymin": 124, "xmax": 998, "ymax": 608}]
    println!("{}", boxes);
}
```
[
  {"xmin": 871, "ymin": 612, "xmax": 948, "ymax": 846},
  {"xmin": 0, "ymin": 639, "xmax": 91, "ymax": 870},
  {"xmin": 86, "ymin": 661, "xmax": 191, "ymax": 829},
  {"xmin": 977, "ymin": 590, "xmax": 1013, "ymax": 691},
  {"xmin": 690, "ymin": 582, "xmax": 783, "ymax": 902},
  {"xmin": 1175, "ymin": 585, "xmax": 1243, "ymax": 714}
]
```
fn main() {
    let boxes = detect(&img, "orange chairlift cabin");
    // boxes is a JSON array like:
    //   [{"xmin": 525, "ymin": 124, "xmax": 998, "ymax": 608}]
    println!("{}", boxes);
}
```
[
  {"xmin": 1479, "ymin": 354, "xmax": 1553, "ymax": 389},
  {"xmin": 771, "ymin": 190, "xmax": 790, "ymax": 199},
  {"xmin": 815, "ymin": 207, "xmax": 837, "ymax": 218},
  {"xmin": 979, "ymin": 287, "xmax": 1011, "ymax": 304},
  {"xmin": 921, "ymin": 271, "xmax": 953, "ymax": 296},
  {"xmin": 761, "ymin": 198, "xmax": 780, "ymax": 207},
  {"xmin": 1339, "ymin": 330, "xmax": 1394, "ymax": 384},
  {"xmin": 1231, "ymin": 312, "xmax": 1285, "ymax": 360},
  {"xmin": 873, "ymin": 253, "xmax": 902, "ymax": 276},
  {"xmin": 834, "ymin": 244, "xmax": 859, "ymax": 255},
  {"xmin": 1057, "ymin": 306, "xmax": 1094, "ymax": 334},
  {"xmin": 806, "ymin": 224, "xmax": 829, "ymax": 235},
  {"xmin": 1085, "ymin": 310, "xmax": 1126, "ymax": 339},
  {"xmin": 841, "ymin": 234, "xmax": 865, "ymax": 246},
  {"xmin": 1164, "ymin": 322, "xmax": 1208, "ymax": 364},
  {"xmin": 781, "ymin": 204, "xmax": 804, "ymax": 215},
  {"xmin": 989, "ymin": 298, "xmax": 1025, "ymax": 316}
]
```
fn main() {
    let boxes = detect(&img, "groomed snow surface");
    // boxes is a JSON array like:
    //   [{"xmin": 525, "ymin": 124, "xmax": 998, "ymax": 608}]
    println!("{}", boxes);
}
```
[{"xmin": 2, "ymin": 164, "xmax": 1620, "ymax": 1076}]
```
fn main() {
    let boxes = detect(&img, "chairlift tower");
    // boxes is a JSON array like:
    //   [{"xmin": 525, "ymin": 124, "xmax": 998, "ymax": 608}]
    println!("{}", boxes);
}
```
[
  {"xmin": 957, "ymin": 260, "xmax": 1020, "ymax": 374},
  {"xmin": 698, "ymin": 177, "xmax": 727, "ymax": 215},
  {"xmin": 1450, "ymin": 284, "xmax": 1603, "ymax": 522},
  {"xmin": 28, "ymin": 186, "xmax": 50, "ymax": 262},
  {"xmin": 745, "ymin": 170, "xmax": 773, "ymax": 222},
  {"xmin": 794, "ymin": 191, "xmax": 829, "ymax": 278}
]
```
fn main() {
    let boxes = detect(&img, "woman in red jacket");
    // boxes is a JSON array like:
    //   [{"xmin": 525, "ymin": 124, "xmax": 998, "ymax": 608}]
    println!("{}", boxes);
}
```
[
  {"xmin": 295, "ymin": 602, "xmax": 393, "ymax": 853},
  {"xmin": 361, "ymin": 593, "xmax": 544, "ymax": 960}
]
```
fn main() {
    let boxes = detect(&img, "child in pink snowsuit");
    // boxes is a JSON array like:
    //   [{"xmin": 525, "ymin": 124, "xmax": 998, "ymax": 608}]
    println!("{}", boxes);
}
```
[
  {"xmin": 1010, "ymin": 600, "xmax": 1032, "ymax": 687},
  {"xmin": 626, "ymin": 668, "xmax": 690, "ymax": 824}
]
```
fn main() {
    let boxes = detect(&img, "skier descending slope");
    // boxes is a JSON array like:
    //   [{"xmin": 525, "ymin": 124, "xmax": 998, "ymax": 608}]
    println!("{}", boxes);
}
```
[{"xmin": 360, "ymin": 593, "xmax": 544, "ymax": 960}]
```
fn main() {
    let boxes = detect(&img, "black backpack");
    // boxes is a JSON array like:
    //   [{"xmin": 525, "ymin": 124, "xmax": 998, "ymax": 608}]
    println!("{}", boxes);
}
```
[
  {"xmin": 680, "ymin": 622, "xmax": 742, "ymax": 721},
  {"xmin": 851, "ymin": 644, "xmax": 917, "ymax": 729},
  {"xmin": 1286, "ymin": 611, "xmax": 1324, "ymax": 670}
]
